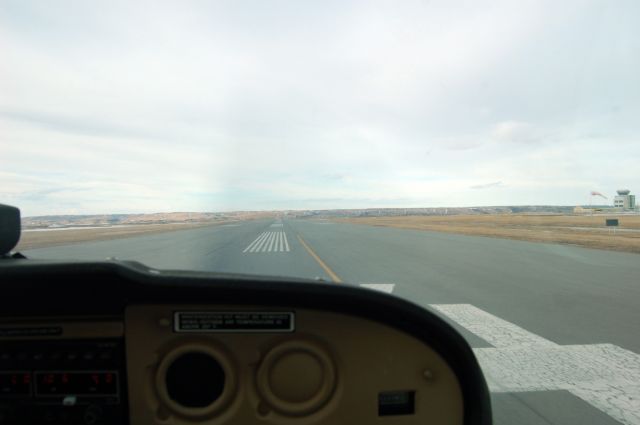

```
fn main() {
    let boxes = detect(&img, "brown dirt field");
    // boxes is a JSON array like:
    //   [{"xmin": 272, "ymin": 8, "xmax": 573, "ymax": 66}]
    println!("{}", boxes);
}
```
[
  {"xmin": 334, "ymin": 215, "xmax": 640, "ymax": 254},
  {"xmin": 16, "ymin": 222, "xmax": 225, "ymax": 251}
]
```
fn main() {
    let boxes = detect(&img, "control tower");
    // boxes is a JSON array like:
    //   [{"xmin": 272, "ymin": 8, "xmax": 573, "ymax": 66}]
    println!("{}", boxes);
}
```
[{"xmin": 613, "ymin": 189, "xmax": 636, "ymax": 210}]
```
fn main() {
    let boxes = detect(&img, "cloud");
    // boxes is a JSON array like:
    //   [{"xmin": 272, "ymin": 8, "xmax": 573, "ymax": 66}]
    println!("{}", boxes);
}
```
[
  {"xmin": 470, "ymin": 181, "xmax": 505, "ymax": 190},
  {"xmin": 491, "ymin": 121, "xmax": 540, "ymax": 144}
]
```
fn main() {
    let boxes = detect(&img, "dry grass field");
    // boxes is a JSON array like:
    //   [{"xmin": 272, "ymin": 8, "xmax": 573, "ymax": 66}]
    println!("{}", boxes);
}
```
[
  {"xmin": 16, "ymin": 222, "xmax": 223, "ymax": 251},
  {"xmin": 335, "ymin": 214, "xmax": 640, "ymax": 254}
]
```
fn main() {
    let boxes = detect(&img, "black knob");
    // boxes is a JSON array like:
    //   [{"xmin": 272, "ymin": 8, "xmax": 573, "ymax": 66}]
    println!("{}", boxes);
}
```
[{"xmin": 165, "ymin": 352, "xmax": 225, "ymax": 408}]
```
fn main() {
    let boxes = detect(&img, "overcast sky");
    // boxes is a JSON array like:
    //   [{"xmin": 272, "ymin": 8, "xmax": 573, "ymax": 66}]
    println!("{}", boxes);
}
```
[{"xmin": 1, "ymin": 0, "xmax": 639, "ymax": 216}]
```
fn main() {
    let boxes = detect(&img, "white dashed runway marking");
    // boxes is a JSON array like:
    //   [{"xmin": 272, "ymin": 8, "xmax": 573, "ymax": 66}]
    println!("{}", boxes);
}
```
[
  {"xmin": 359, "ymin": 283, "xmax": 395, "ymax": 294},
  {"xmin": 431, "ymin": 304, "xmax": 640, "ymax": 425},
  {"xmin": 243, "ymin": 231, "xmax": 290, "ymax": 253}
]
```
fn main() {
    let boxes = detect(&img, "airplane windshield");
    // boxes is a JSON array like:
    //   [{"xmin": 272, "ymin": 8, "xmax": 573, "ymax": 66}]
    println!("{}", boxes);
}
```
[{"xmin": 2, "ymin": 1, "xmax": 639, "ymax": 424}]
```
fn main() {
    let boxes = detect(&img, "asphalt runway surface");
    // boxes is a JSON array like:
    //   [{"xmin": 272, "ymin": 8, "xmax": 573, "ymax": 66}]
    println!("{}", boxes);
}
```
[{"xmin": 25, "ymin": 218, "xmax": 640, "ymax": 425}]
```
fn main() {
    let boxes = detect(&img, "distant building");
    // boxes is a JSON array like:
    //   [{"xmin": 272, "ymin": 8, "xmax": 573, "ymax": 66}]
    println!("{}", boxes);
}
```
[{"xmin": 613, "ymin": 189, "xmax": 636, "ymax": 210}]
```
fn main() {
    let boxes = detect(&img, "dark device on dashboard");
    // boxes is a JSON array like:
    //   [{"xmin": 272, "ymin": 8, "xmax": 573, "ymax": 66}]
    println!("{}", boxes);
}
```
[
  {"xmin": 0, "ymin": 204, "xmax": 21, "ymax": 256},
  {"xmin": 0, "ymin": 339, "xmax": 127, "ymax": 425}
]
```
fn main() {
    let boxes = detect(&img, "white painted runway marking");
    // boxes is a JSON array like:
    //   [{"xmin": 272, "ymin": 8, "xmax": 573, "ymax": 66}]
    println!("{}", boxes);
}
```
[
  {"xmin": 431, "ymin": 304, "xmax": 640, "ymax": 425},
  {"xmin": 243, "ymin": 231, "xmax": 290, "ymax": 253},
  {"xmin": 254, "ymin": 232, "xmax": 271, "ymax": 252},
  {"xmin": 242, "ymin": 232, "xmax": 267, "ymax": 253},
  {"xmin": 359, "ymin": 283, "xmax": 395, "ymax": 294},
  {"xmin": 267, "ymin": 232, "xmax": 276, "ymax": 251},
  {"xmin": 270, "ymin": 223, "xmax": 283, "ymax": 228},
  {"xmin": 431, "ymin": 304, "xmax": 555, "ymax": 349}
]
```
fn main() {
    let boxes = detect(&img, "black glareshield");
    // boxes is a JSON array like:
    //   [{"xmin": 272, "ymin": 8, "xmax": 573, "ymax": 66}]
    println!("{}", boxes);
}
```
[{"xmin": 0, "ymin": 204, "xmax": 21, "ymax": 255}]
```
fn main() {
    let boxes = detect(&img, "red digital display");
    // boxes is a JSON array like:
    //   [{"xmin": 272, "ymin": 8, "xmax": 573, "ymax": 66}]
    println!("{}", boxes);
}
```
[
  {"xmin": 35, "ymin": 371, "xmax": 118, "ymax": 396},
  {"xmin": 0, "ymin": 372, "xmax": 31, "ymax": 396}
]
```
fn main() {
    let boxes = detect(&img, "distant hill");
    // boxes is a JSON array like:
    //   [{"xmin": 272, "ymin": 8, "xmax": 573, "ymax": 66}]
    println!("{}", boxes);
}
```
[
  {"xmin": 288, "ymin": 206, "xmax": 577, "ymax": 218},
  {"xmin": 21, "ymin": 211, "xmax": 276, "ymax": 229}
]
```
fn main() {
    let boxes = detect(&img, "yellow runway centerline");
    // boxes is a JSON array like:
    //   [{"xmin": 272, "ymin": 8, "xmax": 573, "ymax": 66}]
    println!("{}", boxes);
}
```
[{"xmin": 296, "ymin": 235, "xmax": 342, "ymax": 283}]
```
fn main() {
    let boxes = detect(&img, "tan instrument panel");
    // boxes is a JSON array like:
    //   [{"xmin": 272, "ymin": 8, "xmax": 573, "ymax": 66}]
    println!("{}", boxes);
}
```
[{"xmin": 125, "ymin": 305, "xmax": 463, "ymax": 425}]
